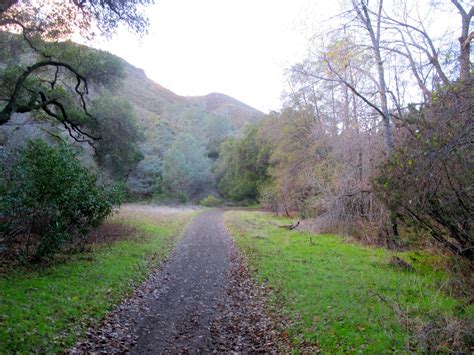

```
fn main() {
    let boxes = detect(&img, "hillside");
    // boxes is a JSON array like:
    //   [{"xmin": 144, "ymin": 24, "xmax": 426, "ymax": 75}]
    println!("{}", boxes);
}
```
[
  {"xmin": 188, "ymin": 92, "xmax": 263, "ymax": 129},
  {"xmin": 0, "ymin": 32, "xmax": 263, "ymax": 148},
  {"xmin": 118, "ymin": 61, "xmax": 263, "ymax": 137},
  {"xmin": 0, "ymin": 35, "xmax": 265, "ymax": 196},
  {"xmin": 115, "ymin": 59, "xmax": 265, "ymax": 196}
]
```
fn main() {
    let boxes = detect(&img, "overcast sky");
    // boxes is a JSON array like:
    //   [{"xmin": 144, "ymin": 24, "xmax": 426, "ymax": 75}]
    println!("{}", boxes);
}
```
[
  {"xmin": 87, "ymin": 0, "xmax": 459, "ymax": 113},
  {"xmin": 89, "ymin": 0, "xmax": 340, "ymax": 113}
]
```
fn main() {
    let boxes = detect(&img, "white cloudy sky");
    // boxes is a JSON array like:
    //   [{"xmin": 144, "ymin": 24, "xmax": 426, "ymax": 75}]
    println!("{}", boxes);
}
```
[
  {"xmin": 89, "ymin": 0, "xmax": 340, "ymax": 113},
  {"xmin": 87, "ymin": 0, "xmax": 459, "ymax": 113}
]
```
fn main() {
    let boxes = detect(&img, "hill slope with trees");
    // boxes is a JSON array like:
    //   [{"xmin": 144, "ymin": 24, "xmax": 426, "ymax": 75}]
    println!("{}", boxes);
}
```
[
  {"xmin": 0, "ymin": 34, "xmax": 264, "ymax": 199},
  {"xmin": 115, "ymin": 57, "xmax": 264, "ymax": 198}
]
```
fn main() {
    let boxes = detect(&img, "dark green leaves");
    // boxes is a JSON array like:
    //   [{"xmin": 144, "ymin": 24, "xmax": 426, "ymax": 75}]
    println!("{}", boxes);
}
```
[{"xmin": 0, "ymin": 139, "xmax": 124, "ymax": 259}]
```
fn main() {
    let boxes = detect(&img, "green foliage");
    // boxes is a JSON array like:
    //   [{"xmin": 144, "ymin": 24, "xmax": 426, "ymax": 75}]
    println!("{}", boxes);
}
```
[
  {"xmin": 225, "ymin": 211, "xmax": 473, "ymax": 353},
  {"xmin": 215, "ymin": 124, "xmax": 271, "ymax": 202},
  {"xmin": 0, "ymin": 210, "xmax": 194, "ymax": 353},
  {"xmin": 114, "ymin": 65, "xmax": 261, "ymax": 174},
  {"xmin": 0, "ymin": 32, "xmax": 29, "ymax": 64},
  {"xmin": 0, "ymin": 140, "xmax": 123, "ymax": 259},
  {"xmin": 199, "ymin": 195, "xmax": 223, "ymax": 207},
  {"xmin": 91, "ymin": 94, "xmax": 143, "ymax": 179},
  {"xmin": 46, "ymin": 41, "xmax": 125, "ymax": 88},
  {"xmin": 126, "ymin": 157, "xmax": 163, "ymax": 197},
  {"xmin": 174, "ymin": 191, "xmax": 190, "ymax": 203},
  {"xmin": 0, "ymin": 36, "xmax": 126, "ymax": 137},
  {"xmin": 0, "ymin": 1, "xmax": 153, "ymax": 50},
  {"xmin": 162, "ymin": 133, "xmax": 212, "ymax": 197},
  {"xmin": 205, "ymin": 114, "xmax": 232, "ymax": 160}
]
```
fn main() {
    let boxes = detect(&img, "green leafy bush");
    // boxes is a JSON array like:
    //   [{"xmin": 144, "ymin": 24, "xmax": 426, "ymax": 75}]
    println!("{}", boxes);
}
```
[
  {"xmin": 0, "ymin": 140, "xmax": 123, "ymax": 260},
  {"xmin": 199, "ymin": 195, "xmax": 222, "ymax": 207},
  {"xmin": 175, "ymin": 191, "xmax": 190, "ymax": 204}
]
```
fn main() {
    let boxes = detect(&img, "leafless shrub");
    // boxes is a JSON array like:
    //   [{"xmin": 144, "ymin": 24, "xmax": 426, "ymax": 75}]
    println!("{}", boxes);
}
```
[{"xmin": 377, "ymin": 79, "xmax": 474, "ymax": 263}]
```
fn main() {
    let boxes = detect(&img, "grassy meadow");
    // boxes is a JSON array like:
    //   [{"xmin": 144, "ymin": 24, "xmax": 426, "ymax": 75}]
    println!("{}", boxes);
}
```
[
  {"xmin": 225, "ymin": 210, "xmax": 473, "ymax": 353},
  {"xmin": 0, "ymin": 205, "xmax": 196, "ymax": 353}
]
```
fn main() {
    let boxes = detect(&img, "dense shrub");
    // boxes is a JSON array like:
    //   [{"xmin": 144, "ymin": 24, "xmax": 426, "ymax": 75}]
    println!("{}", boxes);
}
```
[
  {"xmin": 175, "ymin": 191, "xmax": 190, "ymax": 204},
  {"xmin": 0, "ymin": 140, "xmax": 123, "ymax": 259},
  {"xmin": 377, "ymin": 80, "xmax": 473, "ymax": 263},
  {"xmin": 199, "ymin": 195, "xmax": 222, "ymax": 207},
  {"xmin": 126, "ymin": 158, "xmax": 162, "ymax": 197}
]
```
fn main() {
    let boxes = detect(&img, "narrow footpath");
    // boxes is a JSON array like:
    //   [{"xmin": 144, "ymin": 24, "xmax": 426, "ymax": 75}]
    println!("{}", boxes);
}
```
[{"xmin": 72, "ymin": 209, "xmax": 279, "ymax": 353}]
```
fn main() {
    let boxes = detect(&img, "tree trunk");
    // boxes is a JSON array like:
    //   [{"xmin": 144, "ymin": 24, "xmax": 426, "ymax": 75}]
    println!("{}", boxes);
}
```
[
  {"xmin": 353, "ymin": 0, "xmax": 399, "ymax": 242},
  {"xmin": 451, "ymin": 0, "xmax": 473, "ymax": 81}
]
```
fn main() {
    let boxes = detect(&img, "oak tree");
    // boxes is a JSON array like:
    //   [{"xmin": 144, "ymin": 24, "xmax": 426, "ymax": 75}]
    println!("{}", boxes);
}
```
[{"xmin": 0, "ymin": 0, "xmax": 153, "ymax": 140}]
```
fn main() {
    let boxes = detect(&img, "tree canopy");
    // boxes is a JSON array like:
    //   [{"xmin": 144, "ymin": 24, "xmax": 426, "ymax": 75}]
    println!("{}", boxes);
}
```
[
  {"xmin": 162, "ymin": 133, "xmax": 212, "ymax": 197},
  {"xmin": 91, "ymin": 94, "xmax": 143, "ymax": 179},
  {"xmin": 214, "ymin": 125, "xmax": 271, "ymax": 202},
  {"xmin": 0, "ymin": 0, "xmax": 153, "ymax": 140}
]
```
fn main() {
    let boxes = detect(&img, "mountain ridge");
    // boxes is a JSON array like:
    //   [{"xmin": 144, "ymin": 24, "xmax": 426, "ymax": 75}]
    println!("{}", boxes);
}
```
[{"xmin": 117, "ymin": 59, "xmax": 264, "ymax": 131}]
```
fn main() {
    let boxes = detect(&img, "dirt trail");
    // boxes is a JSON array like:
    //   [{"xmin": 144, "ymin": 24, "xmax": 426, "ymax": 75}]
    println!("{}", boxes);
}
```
[
  {"xmin": 72, "ymin": 209, "xmax": 278, "ymax": 353},
  {"xmin": 132, "ymin": 209, "xmax": 232, "ymax": 352}
]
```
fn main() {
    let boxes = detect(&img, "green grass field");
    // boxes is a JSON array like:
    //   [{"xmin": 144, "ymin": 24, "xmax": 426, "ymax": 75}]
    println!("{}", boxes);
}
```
[
  {"xmin": 225, "ymin": 211, "xmax": 473, "ymax": 353},
  {"xmin": 0, "ymin": 207, "xmax": 196, "ymax": 353}
]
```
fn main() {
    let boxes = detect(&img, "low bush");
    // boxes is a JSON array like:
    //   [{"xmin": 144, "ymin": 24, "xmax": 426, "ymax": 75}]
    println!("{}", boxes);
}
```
[
  {"xmin": 175, "ymin": 191, "xmax": 190, "ymax": 203},
  {"xmin": 0, "ymin": 140, "xmax": 123, "ymax": 260},
  {"xmin": 199, "ymin": 195, "xmax": 222, "ymax": 207}
]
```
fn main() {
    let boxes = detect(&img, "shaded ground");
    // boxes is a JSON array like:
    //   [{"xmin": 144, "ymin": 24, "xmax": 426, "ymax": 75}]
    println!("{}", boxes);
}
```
[{"xmin": 72, "ymin": 209, "xmax": 279, "ymax": 353}]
